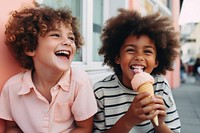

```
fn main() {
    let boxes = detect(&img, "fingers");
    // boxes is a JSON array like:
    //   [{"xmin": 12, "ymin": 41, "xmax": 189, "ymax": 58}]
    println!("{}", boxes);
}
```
[
  {"xmin": 134, "ymin": 94, "xmax": 166, "ymax": 118},
  {"xmin": 125, "ymin": 92, "xmax": 152, "ymax": 124},
  {"xmin": 134, "ymin": 92, "xmax": 150, "ymax": 102},
  {"xmin": 145, "ymin": 110, "xmax": 159, "ymax": 120},
  {"xmin": 131, "ymin": 93, "xmax": 156, "ymax": 118},
  {"xmin": 128, "ymin": 93, "xmax": 167, "ymax": 126},
  {"xmin": 133, "ymin": 92, "xmax": 152, "ymax": 114}
]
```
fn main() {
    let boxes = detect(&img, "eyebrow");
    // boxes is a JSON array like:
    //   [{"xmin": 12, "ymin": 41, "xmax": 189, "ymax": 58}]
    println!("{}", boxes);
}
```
[
  {"xmin": 49, "ymin": 28, "xmax": 74, "ymax": 35},
  {"xmin": 145, "ymin": 45, "xmax": 156, "ymax": 48},
  {"xmin": 123, "ymin": 43, "xmax": 156, "ymax": 50}
]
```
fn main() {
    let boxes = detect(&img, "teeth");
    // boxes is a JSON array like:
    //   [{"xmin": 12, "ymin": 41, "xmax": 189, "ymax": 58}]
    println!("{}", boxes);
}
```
[
  {"xmin": 55, "ymin": 51, "xmax": 69, "ymax": 55},
  {"xmin": 132, "ymin": 66, "xmax": 144, "ymax": 70},
  {"xmin": 131, "ymin": 65, "xmax": 144, "ymax": 73}
]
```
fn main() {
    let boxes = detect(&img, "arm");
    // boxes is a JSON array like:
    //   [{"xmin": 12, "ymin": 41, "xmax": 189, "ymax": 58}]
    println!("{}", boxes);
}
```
[
  {"xmin": 5, "ymin": 121, "xmax": 23, "ymax": 133},
  {"xmin": 70, "ymin": 117, "xmax": 93, "ymax": 133},
  {"xmin": 0, "ymin": 119, "xmax": 5, "ymax": 133},
  {"xmin": 154, "ymin": 123, "xmax": 173, "ymax": 133}
]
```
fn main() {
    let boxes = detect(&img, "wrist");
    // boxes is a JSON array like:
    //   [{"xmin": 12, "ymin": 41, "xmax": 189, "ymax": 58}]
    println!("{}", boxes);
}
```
[
  {"xmin": 121, "ymin": 115, "xmax": 134, "ymax": 131},
  {"xmin": 154, "ymin": 122, "xmax": 173, "ymax": 133}
]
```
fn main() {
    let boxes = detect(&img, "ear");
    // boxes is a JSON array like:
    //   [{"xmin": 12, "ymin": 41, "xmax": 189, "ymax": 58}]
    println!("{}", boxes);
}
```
[
  {"xmin": 115, "ymin": 55, "xmax": 120, "ymax": 64},
  {"xmin": 25, "ymin": 50, "xmax": 35, "ymax": 57},
  {"xmin": 154, "ymin": 60, "xmax": 159, "ymax": 68}
]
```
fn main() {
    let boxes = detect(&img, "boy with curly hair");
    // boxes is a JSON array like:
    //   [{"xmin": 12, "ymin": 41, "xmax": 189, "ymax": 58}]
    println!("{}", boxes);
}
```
[
  {"xmin": 93, "ymin": 9, "xmax": 181, "ymax": 133},
  {"xmin": 0, "ymin": 2, "xmax": 97, "ymax": 133}
]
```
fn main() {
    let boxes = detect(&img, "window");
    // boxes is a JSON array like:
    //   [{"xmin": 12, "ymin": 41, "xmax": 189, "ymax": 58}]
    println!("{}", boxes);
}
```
[{"xmin": 93, "ymin": 0, "xmax": 103, "ymax": 62}]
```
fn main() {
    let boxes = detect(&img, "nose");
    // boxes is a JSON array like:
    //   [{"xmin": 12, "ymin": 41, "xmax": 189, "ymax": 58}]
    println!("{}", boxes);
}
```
[
  {"xmin": 61, "ymin": 37, "xmax": 71, "ymax": 46},
  {"xmin": 134, "ymin": 53, "xmax": 144, "ymax": 62}
]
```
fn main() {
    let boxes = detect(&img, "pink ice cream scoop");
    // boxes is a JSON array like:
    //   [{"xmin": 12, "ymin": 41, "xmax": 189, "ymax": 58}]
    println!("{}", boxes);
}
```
[{"xmin": 131, "ymin": 72, "xmax": 154, "ymax": 91}]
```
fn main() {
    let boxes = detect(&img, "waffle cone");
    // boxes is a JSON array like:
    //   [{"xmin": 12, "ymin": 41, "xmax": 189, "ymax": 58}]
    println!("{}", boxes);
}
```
[
  {"xmin": 138, "ymin": 82, "xmax": 154, "ymax": 96},
  {"xmin": 138, "ymin": 82, "xmax": 159, "ymax": 126}
]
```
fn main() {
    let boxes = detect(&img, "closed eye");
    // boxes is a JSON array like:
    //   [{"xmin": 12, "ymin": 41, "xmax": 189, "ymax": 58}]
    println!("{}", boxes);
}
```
[
  {"xmin": 126, "ymin": 48, "xmax": 135, "ymax": 53},
  {"xmin": 50, "ymin": 33, "xmax": 60, "ymax": 37},
  {"xmin": 144, "ymin": 49, "xmax": 154, "ymax": 54},
  {"xmin": 69, "ymin": 36, "xmax": 75, "ymax": 41}
]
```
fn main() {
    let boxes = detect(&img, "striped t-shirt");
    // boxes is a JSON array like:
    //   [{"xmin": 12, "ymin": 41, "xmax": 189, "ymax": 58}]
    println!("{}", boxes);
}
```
[{"xmin": 93, "ymin": 74, "xmax": 181, "ymax": 133}]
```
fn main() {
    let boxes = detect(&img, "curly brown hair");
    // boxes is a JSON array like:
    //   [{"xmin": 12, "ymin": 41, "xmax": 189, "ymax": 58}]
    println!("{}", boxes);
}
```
[
  {"xmin": 5, "ymin": 2, "xmax": 84, "ymax": 69},
  {"xmin": 99, "ymin": 8, "xmax": 180, "ymax": 75}
]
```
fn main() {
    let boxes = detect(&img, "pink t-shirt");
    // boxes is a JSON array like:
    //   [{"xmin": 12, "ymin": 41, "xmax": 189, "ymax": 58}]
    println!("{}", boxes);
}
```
[{"xmin": 0, "ymin": 68, "xmax": 97, "ymax": 133}]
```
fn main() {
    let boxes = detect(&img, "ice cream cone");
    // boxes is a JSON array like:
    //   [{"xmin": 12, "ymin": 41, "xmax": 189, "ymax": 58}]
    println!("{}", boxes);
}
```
[
  {"xmin": 137, "ymin": 82, "xmax": 159, "ymax": 126},
  {"xmin": 131, "ymin": 72, "xmax": 159, "ymax": 126}
]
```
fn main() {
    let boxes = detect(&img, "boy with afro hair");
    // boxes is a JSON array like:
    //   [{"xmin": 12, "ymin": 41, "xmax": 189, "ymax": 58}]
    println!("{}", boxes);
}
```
[{"xmin": 93, "ymin": 9, "xmax": 181, "ymax": 133}]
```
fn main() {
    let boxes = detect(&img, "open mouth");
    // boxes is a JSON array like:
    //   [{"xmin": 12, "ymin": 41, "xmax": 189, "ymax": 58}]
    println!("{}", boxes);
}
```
[
  {"xmin": 55, "ymin": 50, "xmax": 70, "ymax": 60},
  {"xmin": 130, "ymin": 65, "xmax": 145, "ymax": 74}
]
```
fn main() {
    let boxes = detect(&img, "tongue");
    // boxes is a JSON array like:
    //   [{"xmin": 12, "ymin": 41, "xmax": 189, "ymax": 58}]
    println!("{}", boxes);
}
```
[
  {"xmin": 133, "ymin": 68, "xmax": 143, "ymax": 74},
  {"xmin": 57, "ymin": 55, "xmax": 68, "ymax": 60}
]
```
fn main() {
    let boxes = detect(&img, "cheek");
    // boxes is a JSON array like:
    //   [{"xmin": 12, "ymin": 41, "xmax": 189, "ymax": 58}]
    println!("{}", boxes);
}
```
[
  {"xmin": 72, "ymin": 45, "xmax": 77, "ymax": 55},
  {"xmin": 146, "ymin": 59, "xmax": 158, "ymax": 72}
]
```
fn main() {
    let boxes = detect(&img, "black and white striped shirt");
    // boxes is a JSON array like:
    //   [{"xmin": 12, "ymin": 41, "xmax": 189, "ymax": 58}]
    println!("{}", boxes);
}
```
[{"xmin": 93, "ymin": 74, "xmax": 181, "ymax": 133}]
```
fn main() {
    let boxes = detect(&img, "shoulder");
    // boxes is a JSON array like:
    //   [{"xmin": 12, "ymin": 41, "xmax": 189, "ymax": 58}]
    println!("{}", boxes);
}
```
[
  {"xmin": 94, "ymin": 74, "xmax": 117, "ymax": 90},
  {"xmin": 70, "ymin": 67, "xmax": 91, "ymax": 86},
  {"xmin": 71, "ymin": 68, "xmax": 89, "ymax": 79},
  {"xmin": 153, "ymin": 74, "xmax": 171, "ymax": 93},
  {"xmin": 153, "ymin": 75, "xmax": 176, "ymax": 108},
  {"xmin": 3, "ymin": 71, "xmax": 29, "ymax": 88},
  {"xmin": 93, "ymin": 74, "xmax": 119, "ymax": 98},
  {"xmin": 153, "ymin": 75, "xmax": 169, "ymax": 86},
  {"xmin": 1, "ymin": 70, "xmax": 31, "ymax": 93}
]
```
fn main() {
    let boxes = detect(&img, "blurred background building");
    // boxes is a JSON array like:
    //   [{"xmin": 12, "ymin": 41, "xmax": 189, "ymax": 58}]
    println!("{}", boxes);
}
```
[{"xmin": 179, "ymin": 0, "xmax": 200, "ymax": 75}]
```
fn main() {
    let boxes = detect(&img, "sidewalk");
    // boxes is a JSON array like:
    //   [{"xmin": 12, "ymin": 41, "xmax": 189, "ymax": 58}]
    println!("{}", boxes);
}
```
[{"xmin": 172, "ymin": 76, "xmax": 200, "ymax": 133}]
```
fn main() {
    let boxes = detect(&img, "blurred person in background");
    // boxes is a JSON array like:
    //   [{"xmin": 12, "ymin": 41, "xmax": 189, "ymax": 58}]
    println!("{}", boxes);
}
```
[
  {"xmin": 193, "ymin": 57, "xmax": 200, "ymax": 84},
  {"xmin": 180, "ymin": 59, "xmax": 187, "ymax": 83}
]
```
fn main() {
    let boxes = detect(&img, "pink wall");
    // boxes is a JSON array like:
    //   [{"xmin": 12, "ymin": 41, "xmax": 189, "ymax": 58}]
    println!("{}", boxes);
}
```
[
  {"xmin": 130, "ymin": 0, "xmax": 140, "ymax": 10},
  {"xmin": 166, "ymin": 0, "xmax": 180, "ymax": 89},
  {"xmin": 0, "ymin": 0, "xmax": 33, "ymax": 131}
]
